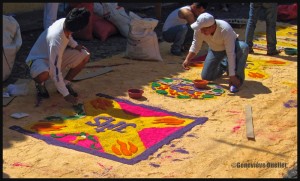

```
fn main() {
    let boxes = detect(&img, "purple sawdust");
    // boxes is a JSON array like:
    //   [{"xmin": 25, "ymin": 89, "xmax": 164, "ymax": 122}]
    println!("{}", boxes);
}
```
[
  {"xmin": 284, "ymin": 100, "xmax": 297, "ymax": 108},
  {"xmin": 173, "ymin": 148, "xmax": 189, "ymax": 154},
  {"xmin": 149, "ymin": 163, "xmax": 160, "ymax": 168},
  {"xmin": 170, "ymin": 144, "xmax": 176, "ymax": 147},
  {"xmin": 186, "ymin": 134, "xmax": 197, "ymax": 138}
]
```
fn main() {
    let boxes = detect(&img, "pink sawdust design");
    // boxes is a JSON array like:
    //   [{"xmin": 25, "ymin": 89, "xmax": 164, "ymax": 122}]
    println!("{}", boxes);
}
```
[
  {"xmin": 138, "ymin": 127, "xmax": 182, "ymax": 148},
  {"xmin": 118, "ymin": 102, "xmax": 171, "ymax": 117},
  {"xmin": 45, "ymin": 134, "xmax": 104, "ymax": 152},
  {"xmin": 232, "ymin": 125, "xmax": 241, "ymax": 133}
]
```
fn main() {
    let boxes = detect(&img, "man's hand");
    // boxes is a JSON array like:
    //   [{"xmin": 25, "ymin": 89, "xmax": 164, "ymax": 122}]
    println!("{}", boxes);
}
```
[
  {"xmin": 64, "ymin": 94, "xmax": 78, "ymax": 105},
  {"xmin": 229, "ymin": 75, "xmax": 241, "ymax": 88},
  {"xmin": 182, "ymin": 59, "xmax": 191, "ymax": 70},
  {"xmin": 74, "ymin": 45, "xmax": 89, "ymax": 52}
]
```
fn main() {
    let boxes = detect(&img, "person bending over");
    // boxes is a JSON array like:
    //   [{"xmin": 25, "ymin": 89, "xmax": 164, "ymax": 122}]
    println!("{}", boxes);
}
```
[
  {"xmin": 162, "ymin": 2, "xmax": 208, "ymax": 56},
  {"xmin": 26, "ymin": 7, "xmax": 91, "ymax": 105}
]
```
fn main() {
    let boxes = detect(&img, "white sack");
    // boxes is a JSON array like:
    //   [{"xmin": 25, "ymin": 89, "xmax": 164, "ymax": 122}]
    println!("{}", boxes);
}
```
[
  {"xmin": 3, "ymin": 15, "xmax": 22, "ymax": 81},
  {"xmin": 125, "ymin": 12, "xmax": 163, "ymax": 61}
]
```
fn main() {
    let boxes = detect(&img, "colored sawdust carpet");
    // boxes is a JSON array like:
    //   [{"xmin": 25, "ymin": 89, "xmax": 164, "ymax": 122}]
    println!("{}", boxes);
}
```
[
  {"xmin": 151, "ymin": 78, "xmax": 225, "ymax": 99},
  {"xmin": 245, "ymin": 56, "xmax": 290, "ymax": 79},
  {"xmin": 246, "ymin": 23, "xmax": 296, "ymax": 80},
  {"xmin": 9, "ymin": 93, "xmax": 208, "ymax": 165},
  {"xmin": 253, "ymin": 23, "xmax": 297, "ymax": 51}
]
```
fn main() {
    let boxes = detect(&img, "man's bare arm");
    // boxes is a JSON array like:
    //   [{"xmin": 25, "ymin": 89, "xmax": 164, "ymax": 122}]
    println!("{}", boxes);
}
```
[{"xmin": 178, "ymin": 8, "xmax": 196, "ymax": 25}]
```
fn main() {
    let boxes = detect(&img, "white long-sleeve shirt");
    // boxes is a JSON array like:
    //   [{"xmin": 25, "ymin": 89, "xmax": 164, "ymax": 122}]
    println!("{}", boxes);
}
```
[
  {"xmin": 26, "ymin": 18, "xmax": 78, "ymax": 96},
  {"xmin": 189, "ymin": 19, "xmax": 238, "ymax": 76}
]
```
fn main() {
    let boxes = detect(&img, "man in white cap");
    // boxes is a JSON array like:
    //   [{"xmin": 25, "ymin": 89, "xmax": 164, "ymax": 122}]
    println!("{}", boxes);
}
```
[{"xmin": 182, "ymin": 12, "xmax": 249, "ymax": 93}]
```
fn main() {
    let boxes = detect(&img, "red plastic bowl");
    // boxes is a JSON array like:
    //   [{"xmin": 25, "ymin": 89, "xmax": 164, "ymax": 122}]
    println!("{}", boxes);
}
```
[
  {"xmin": 193, "ymin": 79, "xmax": 208, "ymax": 89},
  {"xmin": 128, "ymin": 89, "xmax": 144, "ymax": 99}
]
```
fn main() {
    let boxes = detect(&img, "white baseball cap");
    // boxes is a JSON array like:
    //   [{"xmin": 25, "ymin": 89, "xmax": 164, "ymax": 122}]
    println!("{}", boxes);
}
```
[{"xmin": 191, "ymin": 12, "xmax": 215, "ymax": 30}]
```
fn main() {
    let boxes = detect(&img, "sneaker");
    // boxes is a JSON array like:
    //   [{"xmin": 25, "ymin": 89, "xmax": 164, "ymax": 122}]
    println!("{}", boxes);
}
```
[
  {"xmin": 35, "ymin": 83, "xmax": 50, "ymax": 98},
  {"xmin": 66, "ymin": 83, "xmax": 78, "ymax": 97},
  {"xmin": 267, "ymin": 50, "xmax": 280, "ymax": 56},
  {"xmin": 171, "ymin": 49, "xmax": 182, "ymax": 56},
  {"xmin": 230, "ymin": 85, "xmax": 239, "ymax": 93}
]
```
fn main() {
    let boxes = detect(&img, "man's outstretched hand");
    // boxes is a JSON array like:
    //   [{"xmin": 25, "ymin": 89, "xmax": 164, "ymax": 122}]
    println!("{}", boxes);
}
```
[{"xmin": 182, "ymin": 59, "xmax": 191, "ymax": 70}]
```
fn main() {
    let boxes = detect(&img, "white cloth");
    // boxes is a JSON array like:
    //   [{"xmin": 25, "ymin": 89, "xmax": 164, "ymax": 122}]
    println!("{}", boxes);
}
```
[
  {"xmin": 162, "ymin": 6, "xmax": 190, "ymax": 32},
  {"xmin": 189, "ymin": 19, "xmax": 238, "ymax": 76},
  {"xmin": 26, "ymin": 18, "xmax": 79, "ymax": 96},
  {"xmin": 3, "ymin": 15, "xmax": 22, "ymax": 81}
]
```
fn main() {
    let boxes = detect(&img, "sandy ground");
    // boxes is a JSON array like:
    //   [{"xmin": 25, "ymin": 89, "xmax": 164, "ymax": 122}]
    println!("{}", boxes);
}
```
[{"xmin": 3, "ymin": 21, "xmax": 297, "ymax": 178}]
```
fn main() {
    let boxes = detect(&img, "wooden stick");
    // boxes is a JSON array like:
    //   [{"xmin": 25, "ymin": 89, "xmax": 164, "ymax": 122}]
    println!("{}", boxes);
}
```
[{"xmin": 245, "ymin": 105, "xmax": 255, "ymax": 140}]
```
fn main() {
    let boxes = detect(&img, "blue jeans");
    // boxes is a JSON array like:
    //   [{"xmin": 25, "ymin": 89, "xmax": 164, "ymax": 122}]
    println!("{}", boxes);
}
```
[
  {"xmin": 162, "ymin": 24, "xmax": 193, "ymax": 52},
  {"xmin": 245, "ymin": 3, "xmax": 278, "ymax": 52},
  {"xmin": 201, "ymin": 40, "xmax": 249, "ymax": 85}
]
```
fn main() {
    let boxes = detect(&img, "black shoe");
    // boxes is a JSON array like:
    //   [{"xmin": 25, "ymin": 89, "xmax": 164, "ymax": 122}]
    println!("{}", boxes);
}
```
[
  {"xmin": 66, "ymin": 83, "xmax": 78, "ymax": 97},
  {"xmin": 35, "ymin": 83, "xmax": 49, "ymax": 98},
  {"xmin": 181, "ymin": 44, "xmax": 190, "ymax": 52},
  {"xmin": 267, "ymin": 50, "xmax": 280, "ymax": 56},
  {"xmin": 171, "ymin": 49, "xmax": 182, "ymax": 56}
]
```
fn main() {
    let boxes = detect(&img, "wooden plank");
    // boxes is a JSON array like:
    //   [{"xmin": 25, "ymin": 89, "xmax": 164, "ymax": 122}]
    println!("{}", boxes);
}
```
[{"xmin": 245, "ymin": 105, "xmax": 255, "ymax": 140}]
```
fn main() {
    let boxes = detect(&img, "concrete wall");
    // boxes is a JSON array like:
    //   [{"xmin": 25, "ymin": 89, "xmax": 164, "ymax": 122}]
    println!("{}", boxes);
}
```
[{"xmin": 3, "ymin": 3, "xmax": 44, "ymax": 14}]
